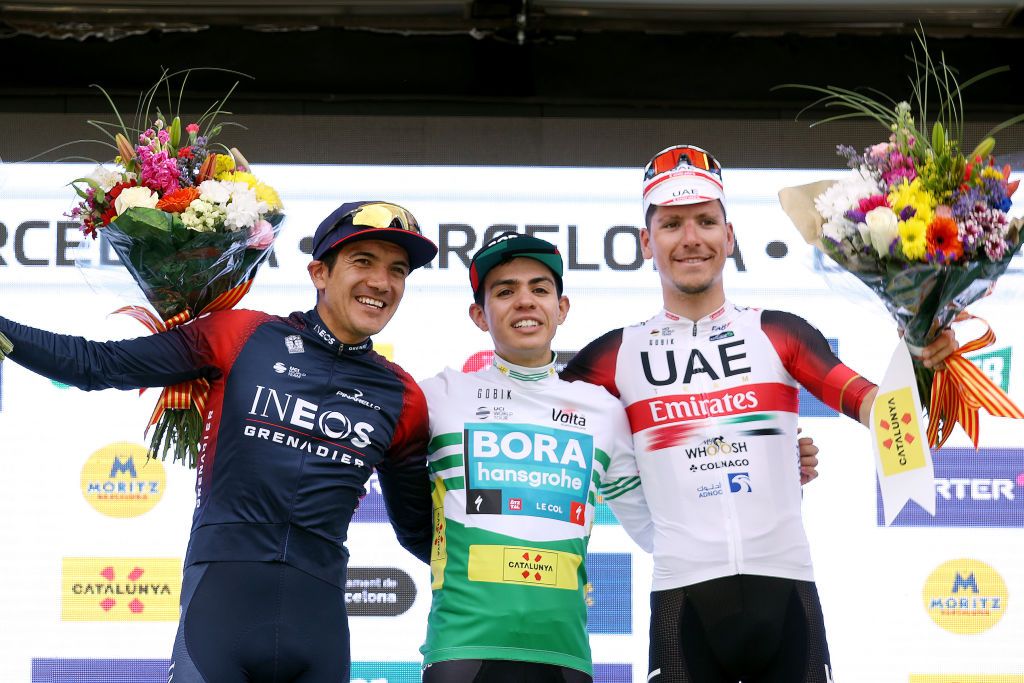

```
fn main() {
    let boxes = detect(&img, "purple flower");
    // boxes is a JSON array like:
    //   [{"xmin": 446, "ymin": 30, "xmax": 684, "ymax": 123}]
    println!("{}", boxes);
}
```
[
  {"xmin": 845, "ymin": 209, "xmax": 867, "ymax": 223},
  {"xmin": 899, "ymin": 206, "xmax": 917, "ymax": 221}
]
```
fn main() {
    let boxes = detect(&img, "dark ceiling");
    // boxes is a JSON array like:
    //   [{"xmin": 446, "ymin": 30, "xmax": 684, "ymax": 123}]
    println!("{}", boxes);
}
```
[{"xmin": 2, "ymin": 1, "xmax": 1024, "ymax": 119}]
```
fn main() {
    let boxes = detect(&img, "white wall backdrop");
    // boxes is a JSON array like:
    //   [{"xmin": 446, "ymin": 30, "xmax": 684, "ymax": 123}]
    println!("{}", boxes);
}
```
[{"xmin": 0, "ymin": 163, "xmax": 1022, "ymax": 683}]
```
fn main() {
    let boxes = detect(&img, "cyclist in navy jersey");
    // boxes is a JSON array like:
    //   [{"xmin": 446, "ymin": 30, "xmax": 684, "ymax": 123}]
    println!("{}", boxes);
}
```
[
  {"xmin": 561, "ymin": 146, "xmax": 958, "ymax": 683},
  {"xmin": 0, "ymin": 201, "xmax": 438, "ymax": 683}
]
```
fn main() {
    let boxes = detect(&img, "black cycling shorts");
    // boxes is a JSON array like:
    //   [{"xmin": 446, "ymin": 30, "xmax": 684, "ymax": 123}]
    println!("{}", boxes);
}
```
[
  {"xmin": 422, "ymin": 659, "xmax": 592, "ymax": 683},
  {"xmin": 648, "ymin": 574, "xmax": 834, "ymax": 683},
  {"xmin": 169, "ymin": 561, "xmax": 350, "ymax": 683}
]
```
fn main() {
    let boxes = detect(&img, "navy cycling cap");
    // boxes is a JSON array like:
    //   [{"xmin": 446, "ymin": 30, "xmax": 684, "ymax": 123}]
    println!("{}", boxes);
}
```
[
  {"xmin": 311, "ymin": 201, "xmax": 438, "ymax": 270},
  {"xmin": 469, "ymin": 232, "xmax": 564, "ymax": 298}
]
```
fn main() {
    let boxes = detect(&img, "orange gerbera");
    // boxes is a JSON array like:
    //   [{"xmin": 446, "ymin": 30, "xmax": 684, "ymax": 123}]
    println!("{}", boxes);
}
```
[
  {"xmin": 156, "ymin": 187, "xmax": 201, "ymax": 213},
  {"xmin": 926, "ymin": 215, "xmax": 963, "ymax": 262}
]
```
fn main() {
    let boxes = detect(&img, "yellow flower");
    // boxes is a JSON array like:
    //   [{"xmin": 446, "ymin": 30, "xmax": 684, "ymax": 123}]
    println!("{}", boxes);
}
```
[
  {"xmin": 217, "ymin": 170, "xmax": 258, "ymax": 186},
  {"xmin": 888, "ymin": 178, "xmax": 934, "ymax": 226},
  {"xmin": 213, "ymin": 154, "xmax": 236, "ymax": 177},
  {"xmin": 255, "ymin": 182, "xmax": 283, "ymax": 211},
  {"xmin": 899, "ymin": 216, "xmax": 928, "ymax": 261},
  {"xmin": 981, "ymin": 166, "xmax": 1005, "ymax": 181}
]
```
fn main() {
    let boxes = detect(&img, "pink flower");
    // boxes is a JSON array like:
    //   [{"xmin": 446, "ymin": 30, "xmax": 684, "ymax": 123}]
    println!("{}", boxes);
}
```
[
  {"xmin": 246, "ymin": 219, "xmax": 276, "ymax": 249},
  {"xmin": 185, "ymin": 123, "xmax": 200, "ymax": 134},
  {"xmin": 157, "ymin": 129, "xmax": 170, "ymax": 144},
  {"xmin": 868, "ymin": 142, "xmax": 892, "ymax": 157},
  {"xmin": 140, "ymin": 149, "xmax": 181, "ymax": 195},
  {"xmin": 858, "ymin": 194, "xmax": 890, "ymax": 213}
]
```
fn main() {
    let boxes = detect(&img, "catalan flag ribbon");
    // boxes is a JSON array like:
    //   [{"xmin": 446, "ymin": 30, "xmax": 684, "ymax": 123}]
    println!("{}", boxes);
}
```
[
  {"xmin": 927, "ymin": 316, "xmax": 1024, "ymax": 449},
  {"xmin": 114, "ymin": 279, "xmax": 255, "ymax": 433}
]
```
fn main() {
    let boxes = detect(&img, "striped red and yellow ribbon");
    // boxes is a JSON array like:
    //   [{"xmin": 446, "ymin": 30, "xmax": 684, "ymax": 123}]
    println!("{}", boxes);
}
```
[
  {"xmin": 927, "ymin": 315, "xmax": 1024, "ymax": 448},
  {"xmin": 115, "ymin": 279, "xmax": 255, "ymax": 429}
]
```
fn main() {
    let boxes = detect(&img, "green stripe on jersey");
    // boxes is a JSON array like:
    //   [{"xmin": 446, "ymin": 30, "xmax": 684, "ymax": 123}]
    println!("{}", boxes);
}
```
[
  {"xmin": 603, "ymin": 477, "xmax": 641, "ymax": 500},
  {"xmin": 600, "ymin": 476, "xmax": 640, "ymax": 499},
  {"xmin": 430, "ymin": 453, "xmax": 464, "ymax": 475},
  {"xmin": 429, "ymin": 432, "xmax": 462, "ymax": 454},
  {"xmin": 593, "ymin": 448, "xmax": 611, "ymax": 471},
  {"xmin": 443, "ymin": 476, "xmax": 466, "ymax": 490}
]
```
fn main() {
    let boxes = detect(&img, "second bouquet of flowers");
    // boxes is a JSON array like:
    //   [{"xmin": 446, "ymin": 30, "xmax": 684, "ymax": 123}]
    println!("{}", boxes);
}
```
[
  {"xmin": 66, "ymin": 69, "xmax": 285, "ymax": 465},
  {"xmin": 778, "ymin": 35, "xmax": 1023, "ymax": 449}
]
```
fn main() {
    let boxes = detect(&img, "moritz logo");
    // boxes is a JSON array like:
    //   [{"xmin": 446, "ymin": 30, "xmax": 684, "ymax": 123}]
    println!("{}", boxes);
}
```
[{"xmin": 80, "ymin": 442, "xmax": 165, "ymax": 518}]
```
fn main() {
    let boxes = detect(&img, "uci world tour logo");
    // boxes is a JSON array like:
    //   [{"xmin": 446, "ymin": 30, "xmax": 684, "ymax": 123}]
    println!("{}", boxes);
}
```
[{"xmin": 464, "ymin": 423, "xmax": 594, "ymax": 525}]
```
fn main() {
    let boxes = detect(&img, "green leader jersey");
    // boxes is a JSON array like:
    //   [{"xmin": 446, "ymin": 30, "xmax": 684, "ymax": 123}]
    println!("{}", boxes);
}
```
[{"xmin": 419, "ymin": 354, "xmax": 654, "ymax": 674}]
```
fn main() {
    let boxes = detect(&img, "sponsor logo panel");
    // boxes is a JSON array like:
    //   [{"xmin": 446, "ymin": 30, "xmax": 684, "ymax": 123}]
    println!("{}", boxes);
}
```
[
  {"xmin": 30, "ymin": 658, "xmax": 631, "ymax": 683},
  {"xmin": 80, "ymin": 441, "xmax": 165, "ymax": 518},
  {"xmin": 345, "ymin": 567, "xmax": 417, "ymax": 617},
  {"xmin": 351, "ymin": 662, "xmax": 422, "ymax": 683},
  {"xmin": 353, "ymin": 472, "xmax": 389, "ymax": 523},
  {"xmin": 594, "ymin": 664, "xmax": 633, "ymax": 682},
  {"xmin": 798, "ymin": 338, "xmax": 840, "ymax": 417},
  {"xmin": 878, "ymin": 448, "xmax": 1024, "ymax": 527},
  {"xmin": 31, "ymin": 660, "xmax": 435, "ymax": 683},
  {"xmin": 374, "ymin": 342, "xmax": 395, "ymax": 362},
  {"xmin": 61, "ymin": 558, "xmax": 180, "ymax": 621},
  {"xmin": 910, "ymin": 677, "xmax": 1024, "ymax": 682},
  {"xmin": 31, "ymin": 659, "xmax": 170, "ymax": 682},
  {"xmin": 586, "ymin": 552, "xmax": 632, "ymax": 635},
  {"xmin": 922, "ymin": 558, "xmax": 1008, "ymax": 634},
  {"xmin": 593, "ymin": 497, "xmax": 620, "ymax": 525},
  {"xmin": 467, "ymin": 544, "xmax": 581, "ymax": 590},
  {"xmin": 465, "ymin": 423, "xmax": 594, "ymax": 523},
  {"xmin": 968, "ymin": 346, "xmax": 1012, "ymax": 392}
]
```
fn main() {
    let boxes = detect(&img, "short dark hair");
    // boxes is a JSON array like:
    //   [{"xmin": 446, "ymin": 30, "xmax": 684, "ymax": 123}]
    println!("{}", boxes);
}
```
[{"xmin": 319, "ymin": 246, "xmax": 342, "ymax": 273}]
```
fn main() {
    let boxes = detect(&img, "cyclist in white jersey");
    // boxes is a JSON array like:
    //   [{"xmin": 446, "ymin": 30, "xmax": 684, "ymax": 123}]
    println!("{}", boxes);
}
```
[{"xmin": 561, "ymin": 145, "xmax": 958, "ymax": 683}]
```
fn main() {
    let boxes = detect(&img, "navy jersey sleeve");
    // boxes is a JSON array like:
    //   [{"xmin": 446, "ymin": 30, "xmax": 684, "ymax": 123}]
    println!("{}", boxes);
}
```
[
  {"xmin": 375, "ymin": 363, "xmax": 432, "ymax": 564},
  {"xmin": 761, "ymin": 310, "xmax": 875, "ymax": 421},
  {"xmin": 559, "ymin": 328, "xmax": 623, "ymax": 398},
  {"xmin": 0, "ymin": 315, "xmax": 216, "ymax": 391}
]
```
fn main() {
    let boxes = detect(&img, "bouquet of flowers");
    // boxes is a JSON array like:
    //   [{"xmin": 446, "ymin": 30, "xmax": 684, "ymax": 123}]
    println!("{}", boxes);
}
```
[
  {"xmin": 65, "ymin": 69, "xmax": 284, "ymax": 466},
  {"xmin": 778, "ymin": 34, "xmax": 1024, "ymax": 448}
]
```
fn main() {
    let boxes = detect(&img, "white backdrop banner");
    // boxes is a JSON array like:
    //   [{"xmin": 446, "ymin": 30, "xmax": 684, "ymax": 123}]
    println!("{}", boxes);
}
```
[{"xmin": 0, "ymin": 163, "xmax": 1022, "ymax": 683}]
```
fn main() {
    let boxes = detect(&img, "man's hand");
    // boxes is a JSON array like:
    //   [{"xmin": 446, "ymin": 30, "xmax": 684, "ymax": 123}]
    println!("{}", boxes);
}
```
[
  {"xmin": 920, "ymin": 328, "xmax": 959, "ymax": 369},
  {"xmin": 798, "ymin": 428, "xmax": 819, "ymax": 485},
  {"xmin": 0, "ymin": 331, "xmax": 11, "ymax": 363}
]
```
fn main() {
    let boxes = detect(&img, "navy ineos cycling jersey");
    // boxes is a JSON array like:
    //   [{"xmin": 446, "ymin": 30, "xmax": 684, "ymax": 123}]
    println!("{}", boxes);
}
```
[{"xmin": 0, "ymin": 308, "xmax": 432, "ymax": 585}]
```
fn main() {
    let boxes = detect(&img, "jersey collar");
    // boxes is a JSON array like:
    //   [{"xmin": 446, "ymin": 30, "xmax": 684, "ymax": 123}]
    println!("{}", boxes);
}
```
[
  {"xmin": 491, "ymin": 352, "xmax": 558, "ymax": 384},
  {"xmin": 302, "ymin": 309, "xmax": 374, "ymax": 355},
  {"xmin": 656, "ymin": 301, "xmax": 744, "ymax": 334}
]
